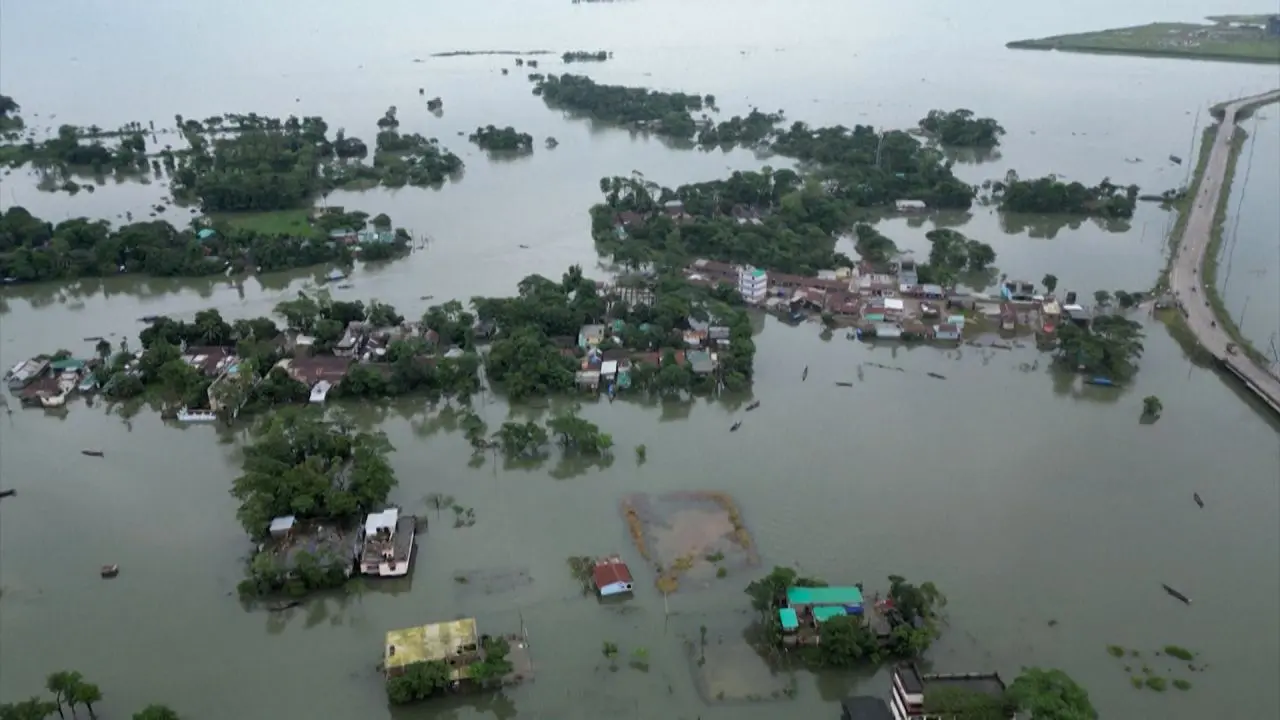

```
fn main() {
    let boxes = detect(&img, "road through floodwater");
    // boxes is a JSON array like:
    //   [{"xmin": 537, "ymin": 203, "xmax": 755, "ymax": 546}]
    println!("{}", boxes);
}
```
[{"xmin": 1, "ymin": 1, "xmax": 1278, "ymax": 719}]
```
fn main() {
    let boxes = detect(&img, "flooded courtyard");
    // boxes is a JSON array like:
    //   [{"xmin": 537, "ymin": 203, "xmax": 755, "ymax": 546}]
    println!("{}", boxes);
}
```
[{"xmin": 1, "ymin": 1, "xmax": 1279, "ymax": 719}]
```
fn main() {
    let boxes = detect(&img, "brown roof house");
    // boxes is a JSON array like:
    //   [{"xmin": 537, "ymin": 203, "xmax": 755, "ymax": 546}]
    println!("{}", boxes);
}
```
[{"xmin": 592, "ymin": 556, "xmax": 634, "ymax": 597}]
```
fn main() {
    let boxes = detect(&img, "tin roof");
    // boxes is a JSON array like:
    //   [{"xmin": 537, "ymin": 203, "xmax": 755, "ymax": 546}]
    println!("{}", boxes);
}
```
[
  {"xmin": 786, "ymin": 585, "xmax": 863, "ymax": 606},
  {"xmin": 592, "ymin": 556, "xmax": 633, "ymax": 589},
  {"xmin": 779, "ymin": 608, "xmax": 799, "ymax": 630},
  {"xmin": 813, "ymin": 606, "xmax": 849, "ymax": 622}
]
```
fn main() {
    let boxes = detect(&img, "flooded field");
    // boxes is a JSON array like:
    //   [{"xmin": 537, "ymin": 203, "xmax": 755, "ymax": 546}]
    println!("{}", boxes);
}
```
[{"xmin": 623, "ymin": 491, "xmax": 759, "ymax": 594}]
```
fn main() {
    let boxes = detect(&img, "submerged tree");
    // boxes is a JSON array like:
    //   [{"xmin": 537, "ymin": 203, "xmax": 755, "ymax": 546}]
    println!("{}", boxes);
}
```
[
  {"xmin": 1141, "ymin": 395, "xmax": 1163, "ymax": 420},
  {"xmin": 1007, "ymin": 667, "xmax": 1098, "ymax": 720},
  {"xmin": 1054, "ymin": 315, "xmax": 1145, "ymax": 381}
]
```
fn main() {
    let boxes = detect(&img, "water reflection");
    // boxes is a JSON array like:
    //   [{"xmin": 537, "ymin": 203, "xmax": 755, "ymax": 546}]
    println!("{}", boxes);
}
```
[
  {"xmin": 1000, "ymin": 212, "xmax": 1131, "ymax": 239},
  {"xmin": 942, "ymin": 146, "xmax": 1002, "ymax": 165}
]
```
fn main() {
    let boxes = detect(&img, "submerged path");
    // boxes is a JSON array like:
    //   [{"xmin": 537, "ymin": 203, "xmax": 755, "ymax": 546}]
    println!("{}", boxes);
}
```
[{"xmin": 1169, "ymin": 88, "xmax": 1280, "ymax": 417}]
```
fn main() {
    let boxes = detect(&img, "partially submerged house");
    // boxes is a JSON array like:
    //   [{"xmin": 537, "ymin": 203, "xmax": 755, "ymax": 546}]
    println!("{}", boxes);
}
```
[
  {"xmin": 360, "ymin": 507, "xmax": 416, "ymax": 578},
  {"xmin": 840, "ymin": 696, "xmax": 894, "ymax": 720},
  {"xmin": 385, "ymin": 618, "xmax": 481, "ymax": 681},
  {"xmin": 890, "ymin": 664, "xmax": 1013, "ymax": 720},
  {"xmin": 591, "ymin": 555, "xmax": 634, "ymax": 597}
]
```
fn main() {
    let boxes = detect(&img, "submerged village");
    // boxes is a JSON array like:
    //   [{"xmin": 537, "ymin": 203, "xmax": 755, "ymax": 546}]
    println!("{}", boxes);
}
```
[{"xmin": 2, "ymin": 16, "xmax": 1269, "ymax": 717}]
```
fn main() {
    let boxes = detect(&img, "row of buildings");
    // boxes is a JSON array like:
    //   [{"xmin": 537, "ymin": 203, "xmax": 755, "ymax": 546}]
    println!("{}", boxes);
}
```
[
  {"xmin": 570, "ymin": 318, "xmax": 728, "ymax": 392},
  {"xmin": 263, "ymin": 505, "xmax": 417, "ymax": 580},
  {"xmin": 841, "ymin": 664, "xmax": 1013, "ymax": 719}
]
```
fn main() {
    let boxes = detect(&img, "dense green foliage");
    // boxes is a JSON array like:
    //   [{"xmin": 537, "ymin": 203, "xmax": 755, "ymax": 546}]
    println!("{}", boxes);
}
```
[
  {"xmin": 469, "ymin": 125, "xmax": 534, "ymax": 152},
  {"xmin": 0, "ymin": 93, "xmax": 22, "ymax": 134},
  {"xmin": 230, "ymin": 409, "xmax": 397, "ymax": 536},
  {"xmin": 0, "ymin": 206, "xmax": 410, "ymax": 282},
  {"xmin": 1054, "ymin": 314, "xmax": 1145, "ymax": 381},
  {"xmin": 696, "ymin": 109, "xmax": 784, "ymax": 147},
  {"xmin": 534, "ymin": 73, "xmax": 706, "ymax": 139},
  {"xmin": 918, "ymin": 108, "xmax": 1005, "ymax": 147},
  {"xmin": 997, "ymin": 172, "xmax": 1138, "ymax": 218},
  {"xmin": 1007, "ymin": 668, "xmax": 1099, "ymax": 719},
  {"xmin": 853, "ymin": 224, "xmax": 898, "ymax": 265},
  {"xmin": 922, "ymin": 228, "xmax": 997, "ymax": 285},
  {"xmin": 923, "ymin": 687, "xmax": 1019, "ymax": 719}
]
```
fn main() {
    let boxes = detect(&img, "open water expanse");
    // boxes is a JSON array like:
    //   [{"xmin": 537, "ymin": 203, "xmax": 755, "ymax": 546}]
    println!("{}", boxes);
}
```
[{"xmin": 1, "ymin": 1, "xmax": 1278, "ymax": 718}]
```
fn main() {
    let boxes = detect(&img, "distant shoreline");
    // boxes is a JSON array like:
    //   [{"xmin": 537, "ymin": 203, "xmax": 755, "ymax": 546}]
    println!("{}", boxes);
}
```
[
  {"xmin": 427, "ymin": 49, "xmax": 554, "ymax": 58},
  {"xmin": 1007, "ymin": 20, "xmax": 1280, "ymax": 65}
]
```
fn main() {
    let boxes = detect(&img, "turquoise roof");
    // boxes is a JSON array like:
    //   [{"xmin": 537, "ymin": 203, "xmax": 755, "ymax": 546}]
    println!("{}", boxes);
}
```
[
  {"xmin": 196, "ymin": 228, "xmax": 216, "ymax": 240},
  {"xmin": 786, "ymin": 585, "xmax": 863, "ymax": 607},
  {"xmin": 813, "ymin": 606, "xmax": 848, "ymax": 623},
  {"xmin": 49, "ymin": 358, "xmax": 87, "ymax": 371},
  {"xmin": 779, "ymin": 608, "xmax": 799, "ymax": 631}
]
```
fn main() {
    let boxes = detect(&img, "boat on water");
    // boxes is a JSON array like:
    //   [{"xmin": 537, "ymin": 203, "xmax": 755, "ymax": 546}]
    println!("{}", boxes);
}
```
[
  {"xmin": 834, "ymin": 381, "xmax": 853, "ymax": 387},
  {"xmin": 359, "ymin": 508, "xmax": 417, "ymax": 577},
  {"xmin": 1193, "ymin": 492, "xmax": 1204, "ymax": 508},
  {"xmin": 81, "ymin": 450, "xmax": 105, "ymax": 458},
  {"xmin": 1085, "ymin": 377, "xmax": 1115, "ymax": 387},
  {"xmin": 745, "ymin": 401, "xmax": 761, "ymax": 411},
  {"xmin": 1161, "ymin": 584, "xmax": 1191, "ymax": 605},
  {"xmin": 100, "ymin": 564, "xmax": 119, "ymax": 578},
  {"xmin": 175, "ymin": 408, "xmax": 218, "ymax": 423},
  {"xmin": 730, "ymin": 421, "xmax": 742, "ymax": 432}
]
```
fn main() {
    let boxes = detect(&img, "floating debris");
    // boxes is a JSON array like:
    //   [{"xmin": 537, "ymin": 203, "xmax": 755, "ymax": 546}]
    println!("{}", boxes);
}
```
[{"xmin": 1161, "ymin": 584, "xmax": 1191, "ymax": 605}]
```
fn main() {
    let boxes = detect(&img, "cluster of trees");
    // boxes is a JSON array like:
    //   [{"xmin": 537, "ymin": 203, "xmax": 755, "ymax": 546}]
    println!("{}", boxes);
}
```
[
  {"xmin": 468, "ymin": 125, "xmax": 535, "ymax": 152},
  {"xmin": 561, "ymin": 50, "xmax": 610, "ymax": 62},
  {"xmin": 924, "ymin": 668, "xmax": 1098, "ymax": 720},
  {"xmin": 996, "ymin": 172, "xmax": 1138, "ymax": 218},
  {"xmin": 240, "ymin": 544, "xmax": 352, "ymax": 598},
  {"xmin": 1, "ymin": 671, "xmax": 181, "ymax": 720},
  {"xmin": 0, "ymin": 123, "xmax": 151, "ymax": 181},
  {"xmin": 386, "ymin": 636, "xmax": 513, "ymax": 705},
  {"xmin": 696, "ymin": 109, "xmax": 783, "ymax": 147},
  {"xmin": 0, "ymin": 205, "xmax": 368, "ymax": 283},
  {"xmin": 745, "ymin": 567, "xmax": 946, "ymax": 666},
  {"xmin": 534, "ymin": 73, "xmax": 708, "ymax": 140},
  {"xmin": 922, "ymin": 228, "xmax": 997, "ymax": 285},
  {"xmin": 918, "ymin": 108, "xmax": 1005, "ymax": 148},
  {"xmin": 230, "ymin": 408, "xmax": 397, "ymax": 537},
  {"xmin": 1054, "ymin": 314, "xmax": 1145, "ymax": 381},
  {"xmin": 590, "ymin": 170, "xmax": 856, "ymax": 274}
]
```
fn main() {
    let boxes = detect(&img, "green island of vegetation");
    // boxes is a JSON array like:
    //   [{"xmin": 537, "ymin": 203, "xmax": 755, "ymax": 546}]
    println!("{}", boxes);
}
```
[
  {"xmin": 562, "ymin": 50, "xmax": 611, "ymax": 62},
  {"xmin": 468, "ymin": 125, "xmax": 535, "ymax": 153},
  {"xmin": 745, "ymin": 567, "xmax": 1098, "ymax": 718},
  {"xmin": 917, "ymin": 108, "xmax": 1006, "ymax": 147},
  {"xmin": 2, "ymin": 670, "xmax": 182, "ymax": 720},
  {"xmin": 994, "ymin": 171, "xmax": 1138, "ymax": 219},
  {"xmin": 1007, "ymin": 17, "xmax": 1280, "ymax": 64},
  {"xmin": 0, "ymin": 205, "xmax": 409, "ymax": 283},
  {"xmin": 533, "ymin": 73, "xmax": 710, "ymax": 140},
  {"xmin": 589, "ymin": 171, "xmax": 992, "ymax": 277}
]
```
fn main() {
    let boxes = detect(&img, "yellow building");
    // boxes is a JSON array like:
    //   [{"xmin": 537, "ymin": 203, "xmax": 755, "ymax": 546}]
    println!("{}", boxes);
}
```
[{"xmin": 384, "ymin": 618, "xmax": 480, "ymax": 679}]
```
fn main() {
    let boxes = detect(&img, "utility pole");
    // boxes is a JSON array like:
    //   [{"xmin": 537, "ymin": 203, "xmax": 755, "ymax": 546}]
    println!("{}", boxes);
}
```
[{"xmin": 875, "ymin": 129, "xmax": 885, "ymax": 169}]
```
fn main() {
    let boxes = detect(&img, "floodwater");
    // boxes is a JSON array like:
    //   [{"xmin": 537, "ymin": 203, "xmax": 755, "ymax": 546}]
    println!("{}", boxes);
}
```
[
  {"xmin": 1, "ymin": 1, "xmax": 1279, "ymax": 718},
  {"xmin": 1218, "ymin": 105, "xmax": 1280, "ymax": 362}
]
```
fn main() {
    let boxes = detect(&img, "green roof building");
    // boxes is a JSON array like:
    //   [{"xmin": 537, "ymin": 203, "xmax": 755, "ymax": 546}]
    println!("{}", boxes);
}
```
[{"xmin": 786, "ymin": 586, "xmax": 864, "ymax": 608}]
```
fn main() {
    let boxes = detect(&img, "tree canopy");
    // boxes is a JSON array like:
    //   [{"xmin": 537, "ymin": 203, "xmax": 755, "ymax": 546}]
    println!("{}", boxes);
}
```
[
  {"xmin": 918, "ymin": 108, "xmax": 1005, "ymax": 148},
  {"xmin": 996, "ymin": 172, "xmax": 1138, "ymax": 218},
  {"xmin": 1007, "ymin": 667, "xmax": 1099, "ymax": 720},
  {"xmin": 534, "ymin": 73, "xmax": 706, "ymax": 140},
  {"xmin": 468, "ymin": 125, "xmax": 534, "ymax": 153},
  {"xmin": 230, "ymin": 409, "xmax": 397, "ymax": 536},
  {"xmin": 1054, "ymin": 314, "xmax": 1145, "ymax": 381}
]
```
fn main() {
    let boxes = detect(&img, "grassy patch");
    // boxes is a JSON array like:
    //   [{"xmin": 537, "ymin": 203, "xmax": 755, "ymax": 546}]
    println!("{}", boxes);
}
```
[
  {"xmin": 1007, "ymin": 23, "xmax": 1280, "ymax": 63},
  {"xmin": 1106, "ymin": 645, "xmax": 1126, "ymax": 657},
  {"xmin": 214, "ymin": 208, "xmax": 320, "ymax": 238},
  {"xmin": 1145, "ymin": 676, "xmax": 1167, "ymax": 692},
  {"xmin": 1173, "ymin": 678, "xmax": 1192, "ymax": 691},
  {"xmin": 1163, "ymin": 645, "xmax": 1195, "ymax": 661},
  {"xmin": 1130, "ymin": 676, "xmax": 1144, "ymax": 689}
]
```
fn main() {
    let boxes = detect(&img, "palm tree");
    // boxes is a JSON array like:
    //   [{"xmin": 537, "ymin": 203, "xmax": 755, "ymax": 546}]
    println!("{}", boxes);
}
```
[
  {"xmin": 45, "ymin": 671, "xmax": 82, "ymax": 718},
  {"xmin": 68, "ymin": 682, "xmax": 100, "ymax": 719}
]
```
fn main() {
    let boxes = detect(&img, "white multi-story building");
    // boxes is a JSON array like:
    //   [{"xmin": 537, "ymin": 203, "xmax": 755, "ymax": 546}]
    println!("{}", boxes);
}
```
[
  {"xmin": 890, "ymin": 664, "xmax": 1012, "ymax": 720},
  {"xmin": 738, "ymin": 266, "xmax": 768, "ymax": 303}
]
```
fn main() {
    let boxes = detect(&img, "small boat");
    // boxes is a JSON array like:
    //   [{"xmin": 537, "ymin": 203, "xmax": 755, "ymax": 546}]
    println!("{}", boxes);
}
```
[
  {"xmin": 1085, "ymin": 377, "xmax": 1115, "ymax": 387},
  {"xmin": 0, "ymin": 489, "xmax": 15, "ymax": 499},
  {"xmin": 138, "ymin": 315, "xmax": 161, "ymax": 323},
  {"xmin": 1161, "ymin": 584, "xmax": 1191, "ymax": 605},
  {"xmin": 100, "ymin": 564, "xmax": 119, "ymax": 578},
  {"xmin": 926, "ymin": 372, "xmax": 947, "ymax": 380},
  {"xmin": 419, "ymin": 295, "xmax": 435, "ymax": 301},
  {"xmin": 729, "ymin": 421, "xmax": 742, "ymax": 432},
  {"xmin": 1169, "ymin": 154, "xmax": 1182, "ymax": 165},
  {"xmin": 745, "ymin": 401, "xmax": 761, "ymax": 411},
  {"xmin": 81, "ymin": 450, "xmax": 105, "ymax": 458},
  {"xmin": 518, "ymin": 244, "xmax": 530, "ymax": 249},
  {"xmin": 834, "ymin": 381, "xmax": 853, "ymax": 387},
  {"xmin": 1193, "ymin": 492, "xmax": 1204, "ymax": 508},
  {"xmin": 268, "ymin": 600, "xmax": 302, "ymax": 612},
  {"xmin": 83, "ymin": 336, "xmax": 104, "ymax": 342},
  {"xmin": 801, "ymin": 365, "xmax": 809, "ymax": 382},
  {"xmin": 336, "ymin": 283, "xmax": 354, "ymax": 289}
]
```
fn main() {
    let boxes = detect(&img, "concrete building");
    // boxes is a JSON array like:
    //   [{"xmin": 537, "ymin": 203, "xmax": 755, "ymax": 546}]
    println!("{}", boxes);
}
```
[
  {"xmin": 738, "ymin": 265, "xmax": 768, "ymax": 303},
  {"xmin": 890, "ymin": 664, "xmax": 1012, "ymax": 720}
]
